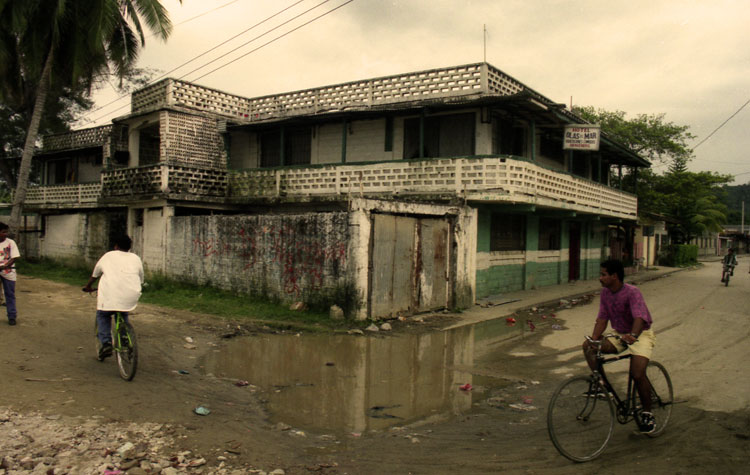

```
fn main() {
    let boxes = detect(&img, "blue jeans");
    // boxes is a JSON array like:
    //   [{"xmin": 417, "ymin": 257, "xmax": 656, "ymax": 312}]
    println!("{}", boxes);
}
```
[
  {"xmin": 96, "ymin": 310, "xmax": 129, "ymax": 345},
  {"xmin": 1, "ymin": 277, "xmax": 16, "ymax": 321}
]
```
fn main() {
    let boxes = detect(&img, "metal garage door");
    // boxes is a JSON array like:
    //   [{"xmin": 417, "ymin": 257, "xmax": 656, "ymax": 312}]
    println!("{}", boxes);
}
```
[{"xmin": 369, "ymin": 214, "xmax": 451, "ymax": 319}]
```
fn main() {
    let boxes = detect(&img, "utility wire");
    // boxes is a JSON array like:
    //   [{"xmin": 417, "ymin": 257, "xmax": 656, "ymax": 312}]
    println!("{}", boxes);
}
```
[
  {"xmin": 87, "ymin": 0, "xmax": 310, "ymax": 122},
  {"xmin": 88, "ymin": 0, "xmax": 354, "ymax": 124},
  {"xmin": 184, "ymin": 0, "xmax": 336, "ymax": 81},
  {"xmin": 692, "ymin": 98, "xmax": 750, "ymax": 150},
  {"xmin": 191, "ymin": 0, "xmax": 354, "ymax": 83}
]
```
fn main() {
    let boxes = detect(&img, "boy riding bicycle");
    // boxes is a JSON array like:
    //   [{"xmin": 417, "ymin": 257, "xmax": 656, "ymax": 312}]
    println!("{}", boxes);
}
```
[
  {"xmin": 722, "ymin": 248, "xmax": 737, "ymax": 282},
  {"xmin": 83, "ymin": 235, "xmax": 144, "ymax": 360},
  {"xmin": 582, "ymin": 259, "xmax": 657, "ymax": 434}
]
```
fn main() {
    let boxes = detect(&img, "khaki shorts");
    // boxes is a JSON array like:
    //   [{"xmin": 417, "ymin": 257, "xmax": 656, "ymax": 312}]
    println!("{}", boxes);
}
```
[{"xmin": 608, "ymin": 329, "xmax": 656, "ymax": 359}]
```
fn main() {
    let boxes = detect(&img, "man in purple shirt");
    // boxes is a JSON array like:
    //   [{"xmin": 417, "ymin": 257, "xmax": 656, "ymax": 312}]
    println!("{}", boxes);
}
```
[{"xmin": 582, "ymin": 259, "xmax": 657, "ymax": 433}]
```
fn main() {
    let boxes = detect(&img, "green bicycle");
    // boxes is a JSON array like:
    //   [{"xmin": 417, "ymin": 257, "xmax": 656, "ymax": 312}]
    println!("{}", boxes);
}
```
[{"xmin": 84, "ymin": 289, "xmax": 139, "ymax": 381}]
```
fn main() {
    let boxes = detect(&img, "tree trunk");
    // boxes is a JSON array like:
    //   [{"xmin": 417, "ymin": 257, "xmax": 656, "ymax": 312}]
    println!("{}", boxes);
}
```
[{"xmin": 9, "ymin": 47, "xmax": 54, "ymax": 236}]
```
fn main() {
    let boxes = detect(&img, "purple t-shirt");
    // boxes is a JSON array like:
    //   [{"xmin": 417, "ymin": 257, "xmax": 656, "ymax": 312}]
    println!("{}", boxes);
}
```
[{"xmin": 597, "ymin": 283, "xmax": 652, "ymax": 333}]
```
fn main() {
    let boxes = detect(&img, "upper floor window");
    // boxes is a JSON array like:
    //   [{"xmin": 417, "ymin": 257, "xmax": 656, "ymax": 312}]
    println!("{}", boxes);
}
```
[
  {"xmin": 403, "ymin": 112, "xmax": 475, "ymax": 159},
  {"xmin": 260, "ymin": 126, "xmax": 311, "ymax": 167},
  {"xmin": 494, "ymin": 117, "xmax": 526, "ymax": 156},
  {"xmin": 540, "ymin": 134, "xmax": 564, "ymax": 165}
]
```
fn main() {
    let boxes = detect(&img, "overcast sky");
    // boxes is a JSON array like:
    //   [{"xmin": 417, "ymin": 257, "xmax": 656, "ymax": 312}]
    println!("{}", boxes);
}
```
[{"xmin": 87, "ymin": 0, "xmax": 750, "ymax": 183}]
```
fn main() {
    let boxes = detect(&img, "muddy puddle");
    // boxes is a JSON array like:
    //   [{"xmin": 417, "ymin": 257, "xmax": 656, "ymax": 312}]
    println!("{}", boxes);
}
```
[{"xmin": 200, "ymin": 303, "xmax": 576, "ymax": 435}]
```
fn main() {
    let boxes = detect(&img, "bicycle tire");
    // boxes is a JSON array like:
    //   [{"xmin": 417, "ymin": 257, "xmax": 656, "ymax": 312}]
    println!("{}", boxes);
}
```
[
  {"xmin": 547, "ymin": 376, "xmax": 615, "ymax": 462},
  {"xmin": 640, "ymin": 361, "xmax": 673, "ymax": 437},
  {"xmin": 115, "ymin": 321, "xmax": 138, "ymax": 381}
]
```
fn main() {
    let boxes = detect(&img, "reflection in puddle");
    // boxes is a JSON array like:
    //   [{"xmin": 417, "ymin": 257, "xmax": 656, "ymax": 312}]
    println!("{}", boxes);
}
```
[{"xmin": 203, "ymin": 319, "xmax": 528, "ymax": 434}]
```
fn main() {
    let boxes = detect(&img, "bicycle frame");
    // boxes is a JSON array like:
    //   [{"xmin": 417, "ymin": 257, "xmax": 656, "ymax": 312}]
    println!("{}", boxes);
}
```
[
  {"xmin": 593, "ymin": 353, "xmax": 639, "ymax": 424},
  {"xmin": 112, "ymin": 312, "xmax": 129, "ymax": 348}
]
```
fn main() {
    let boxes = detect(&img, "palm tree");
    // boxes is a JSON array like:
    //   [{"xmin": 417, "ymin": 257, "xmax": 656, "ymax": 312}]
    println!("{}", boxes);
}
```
[{"xmin": 0, "ymin": 0, "xmax": 179, "ymax": 234}]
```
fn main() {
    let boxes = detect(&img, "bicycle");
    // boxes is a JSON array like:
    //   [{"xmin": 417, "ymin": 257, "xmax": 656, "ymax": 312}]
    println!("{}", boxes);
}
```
[
  {"xmin": 721, "ymin": 264, "xmax": 734, "ymax": 286},
  {"xmin": 547, "ymin": 334, "xmax": 673, "ymax": 462},
  {"xmin": 82, "ymin": 288, "xmax": 139, "ymax": 381}
]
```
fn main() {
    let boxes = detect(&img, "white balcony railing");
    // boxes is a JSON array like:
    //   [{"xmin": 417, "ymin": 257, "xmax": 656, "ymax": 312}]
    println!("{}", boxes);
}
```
[
  {"xmin": 23, "ymin": 158, "xmax": 637, "ymax": 219},
  {"xmin": 24, "ymin": 182, "xmax": 102, "ymax": 206},
  {"xmin": 131, "ymin": 63, "xmax": 526, "ymax": 122},
  {"xmin": 229, "ymin": 157, "xmax": 638, "ymax": 219},
  {"xmin": 101, "ymin": 164, "xmax": 227, "ymax": 197}
]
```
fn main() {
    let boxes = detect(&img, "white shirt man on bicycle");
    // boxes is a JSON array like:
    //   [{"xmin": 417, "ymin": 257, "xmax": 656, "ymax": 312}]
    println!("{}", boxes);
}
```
[{"xmin": 83, "ymin": 235, "xmax": 144, "ymax": 360}]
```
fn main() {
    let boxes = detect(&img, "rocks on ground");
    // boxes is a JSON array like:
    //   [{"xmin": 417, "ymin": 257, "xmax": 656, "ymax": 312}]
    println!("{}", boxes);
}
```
[{"xmin": 0, "ymin": 408, "xmax": 285, "ymax": 474}]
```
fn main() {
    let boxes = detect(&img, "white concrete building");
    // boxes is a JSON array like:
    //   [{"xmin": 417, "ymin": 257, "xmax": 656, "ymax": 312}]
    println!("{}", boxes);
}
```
[{"xmin": 23, "ymin": 63, "xmax": 649, "ymax": 320}]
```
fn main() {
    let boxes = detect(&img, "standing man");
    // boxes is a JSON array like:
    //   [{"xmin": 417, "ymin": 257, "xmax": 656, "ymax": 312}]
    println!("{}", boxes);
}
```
[
  {"xmin": 0, "ymin": 222, "xmax": 20, "ymax": 325},
  {"xmin": 83, "ymin": 235, "xmax": 144, "ymax": 360},
  {"xmin": 582, "ymin": 259, "xmax": 657, "ymax": 433}
]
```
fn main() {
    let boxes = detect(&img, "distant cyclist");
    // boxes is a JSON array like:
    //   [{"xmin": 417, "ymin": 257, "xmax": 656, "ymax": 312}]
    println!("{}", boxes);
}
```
[
  {"xmin": 722, "ymin": 248, "xmax": 737, "ymax": 282},
  {"xmin": 83, "ymin": 235, "xmax": 144, "ymax": 360}
]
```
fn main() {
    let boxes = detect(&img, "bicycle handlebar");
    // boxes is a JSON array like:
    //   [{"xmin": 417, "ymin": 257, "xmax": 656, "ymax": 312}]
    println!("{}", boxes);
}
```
[{"xmin": 585, "ymin": 333, "xmax": 622, "ymax": 345}]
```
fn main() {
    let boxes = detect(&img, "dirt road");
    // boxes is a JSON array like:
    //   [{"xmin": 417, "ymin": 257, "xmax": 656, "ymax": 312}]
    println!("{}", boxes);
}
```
[{"xmin": 0, "ymin": 261, "xmax": 748, "ymax": 474}]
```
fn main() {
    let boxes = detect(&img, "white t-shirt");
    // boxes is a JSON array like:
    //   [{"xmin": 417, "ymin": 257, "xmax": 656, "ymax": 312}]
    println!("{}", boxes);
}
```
[
  {"xmin": 0, "ymin": 238, "xmax": 21, "ymax": 281},
  {"xmin": 92, "ymin": 250, "xmax": 144, "ymax": 311}
]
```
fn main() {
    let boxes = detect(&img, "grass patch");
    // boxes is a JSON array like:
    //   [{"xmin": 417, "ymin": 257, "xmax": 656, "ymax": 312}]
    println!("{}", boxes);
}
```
[{"xmin": 18, "ymin": 258, "xmax": 338, "ymax": 328}]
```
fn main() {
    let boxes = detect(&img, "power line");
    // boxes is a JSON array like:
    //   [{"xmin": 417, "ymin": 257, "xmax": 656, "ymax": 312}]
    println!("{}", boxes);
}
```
[
  {"xmin": 88, "ymin": 0, "xmax": 355, "ymax": 124},
  {"xmin": 184, "ymin": 0, "xmax": 336, "ymax": 81},
  {"xmin": 692, "ymin": 98, "xmax": 750, "ymax": 150},
  {"xmin": 191, "ymin": 0, "xmax": 355, "ymax": 83},
  {"xmin": 86, "ymin": 0, "xmax": 311, "ymax": 123}
]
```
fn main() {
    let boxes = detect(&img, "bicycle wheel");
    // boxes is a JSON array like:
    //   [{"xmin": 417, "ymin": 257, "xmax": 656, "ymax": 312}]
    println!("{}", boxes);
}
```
[
  {"xmin": 641, "ymin": 361, "xmax": 673, "ymax": 437},
  {"xmin": 115, "ymin": 321, "xmax": 138, "ymax": 381},
  {"xmin": 548, "ymin": 376, "xmax": 615, "ymax": 462}
]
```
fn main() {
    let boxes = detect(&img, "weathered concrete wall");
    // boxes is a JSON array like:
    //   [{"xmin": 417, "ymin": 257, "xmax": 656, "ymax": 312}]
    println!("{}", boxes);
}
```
[
  {"xmin": 168, "ymin": 213, "xmax": 354, "ymax": 312},
  {"xmin": 314, "ymin": 124, "xmax": 342, "ymax": 165},
  {"xmin": 344, "ymin": 118, "xmax": 393, "ymax": 163},
  {"xmin": 39, "ymin": 212, "xmax": 112, "ymax": 264},
  {"xmin": 143, "ymin": 207, "xmax": 168, "ymax": 272}
]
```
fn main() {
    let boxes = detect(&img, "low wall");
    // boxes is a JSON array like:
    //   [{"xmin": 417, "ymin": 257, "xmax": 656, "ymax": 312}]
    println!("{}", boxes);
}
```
[{"xmin": 167, "ymin": 213, "xmax": 354, "ymax": 311}]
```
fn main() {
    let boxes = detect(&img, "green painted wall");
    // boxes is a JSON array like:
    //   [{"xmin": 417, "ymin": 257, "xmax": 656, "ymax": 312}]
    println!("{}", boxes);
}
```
[
  {"xmin": 475, "ymin": 213, "xmax": 608, "ymax": 299},
  {"xmin": 476, "ymin": 263, "xmax": 524, "ymax": 296}
]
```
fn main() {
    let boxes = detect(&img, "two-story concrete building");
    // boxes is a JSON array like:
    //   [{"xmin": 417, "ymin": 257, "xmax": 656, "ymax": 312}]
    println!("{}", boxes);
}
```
[{"xmin": 23, "ymin": 63, "xmax": 648, "ymax": 320}]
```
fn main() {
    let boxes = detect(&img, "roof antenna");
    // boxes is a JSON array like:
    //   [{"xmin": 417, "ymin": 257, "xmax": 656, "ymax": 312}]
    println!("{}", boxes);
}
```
[{"xmin": 483, "ymin": 24, "xmax": 487, "ymax": 62}]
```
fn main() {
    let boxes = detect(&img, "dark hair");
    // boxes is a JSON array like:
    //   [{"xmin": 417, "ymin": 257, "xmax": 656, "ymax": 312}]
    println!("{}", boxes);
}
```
[
  {"xmin": 114, "ymin": 235, "xmax": 132, "ymax": 251},
  {"xmin": 0, "ymin": 222, "xmax": 7, "ymax": 231},
  {"xmin": 600, "ymin": 259, "xmax": 625, "ymax": 282}
]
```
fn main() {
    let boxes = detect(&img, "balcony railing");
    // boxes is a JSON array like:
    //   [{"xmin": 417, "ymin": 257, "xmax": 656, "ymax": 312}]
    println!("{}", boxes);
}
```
[
  {"xmin": 101, "ymin": 164, "xmax": 227, "ymax": 198},
  {"xmin": 23, "ymin": 158, "xmax": 637, "ymax": 219},
  {"xmin": 228, "ymin": 157, "xmax": 638, "ymax": 219},
  {"xmin": 131, "ymin": 63, "xmax": 527, "ymax": 122},
  {"xmin": 24, "ymin": 182, "xmax": 102, "ymax": 207}
]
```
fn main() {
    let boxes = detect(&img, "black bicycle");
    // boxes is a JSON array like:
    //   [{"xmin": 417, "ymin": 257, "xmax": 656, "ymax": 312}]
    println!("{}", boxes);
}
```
[
  {"xmin": 547, "ymin": 334, "xmax": 673, "ymax": 462},
  {"xmin": 83, "ymin": 289, "xmax": 139, "ymax": 381},
  {"xmin": 721, "ymin": 263, "xmax": 734, "ymax": 286}
]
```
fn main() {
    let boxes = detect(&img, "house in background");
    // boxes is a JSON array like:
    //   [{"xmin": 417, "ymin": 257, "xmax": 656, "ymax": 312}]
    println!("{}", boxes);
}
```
[{"xmin": 22, "ymin": 62, "xmax": 649, "ymax": 320}]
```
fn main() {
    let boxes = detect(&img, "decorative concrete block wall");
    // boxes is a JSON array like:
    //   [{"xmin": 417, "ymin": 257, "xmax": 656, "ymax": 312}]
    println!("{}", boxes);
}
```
[{"xmin": 162, "ymin": 111, "xmax": 226, "ymax": 168}]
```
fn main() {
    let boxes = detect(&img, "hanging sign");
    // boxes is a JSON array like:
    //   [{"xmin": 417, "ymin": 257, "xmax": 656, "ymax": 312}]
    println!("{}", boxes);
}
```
[{"xmin": 563, "ymin": 124, "xmax": 601, "ymax": 151}]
